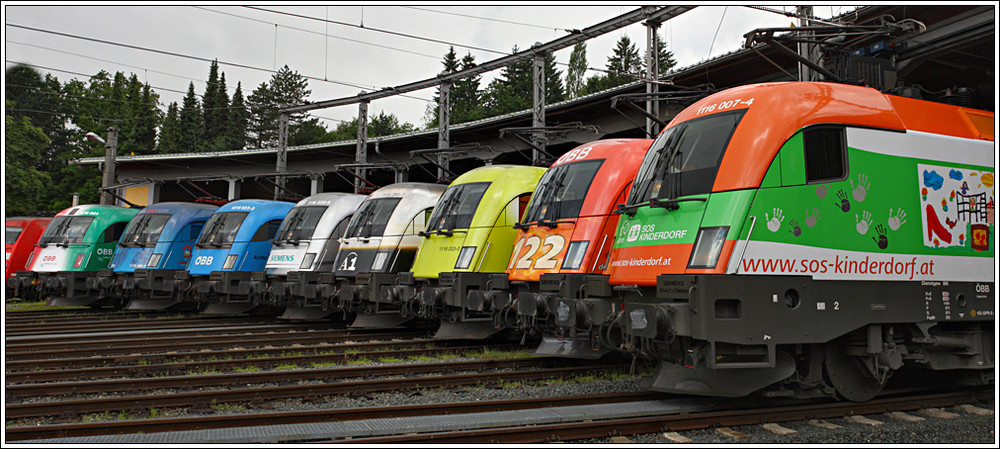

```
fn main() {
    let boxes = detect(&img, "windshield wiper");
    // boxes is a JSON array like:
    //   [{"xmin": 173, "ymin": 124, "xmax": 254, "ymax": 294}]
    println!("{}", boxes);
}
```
[
  {"xmin": 615, "ymin": 196, "xmax": 707, "ymax": 216},
  {"xmin": 614, "ymin": 200, "xmax": 654, "ymax": 217},
  {"xmin": 650, "ymin": 196, "xmax": 707, "ymax": 210}
]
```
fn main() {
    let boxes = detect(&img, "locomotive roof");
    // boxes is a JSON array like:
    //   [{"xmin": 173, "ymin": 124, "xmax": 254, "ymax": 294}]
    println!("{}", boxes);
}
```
[{"xmin": 667, "ymin": 82, "xmax": 996, "ymax": 193}]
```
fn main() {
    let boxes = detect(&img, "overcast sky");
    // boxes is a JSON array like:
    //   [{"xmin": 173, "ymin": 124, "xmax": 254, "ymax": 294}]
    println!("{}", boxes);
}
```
[{"xmin": 4, "ymin": 4, "xmax": 856, "ymax": 132}]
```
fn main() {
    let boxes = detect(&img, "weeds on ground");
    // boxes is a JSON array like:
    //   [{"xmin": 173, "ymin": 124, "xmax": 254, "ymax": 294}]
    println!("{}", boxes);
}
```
[{"xmin": 210, "ymin": 399, "xmax": 247, "ymax": 413}]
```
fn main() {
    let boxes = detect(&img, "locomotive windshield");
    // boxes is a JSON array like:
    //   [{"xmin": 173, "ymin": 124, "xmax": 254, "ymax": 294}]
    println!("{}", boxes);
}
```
[
  {"xmin": 196, "ymin": 212, "xmax": 248, "ymax": 248},
  {"xmin": 119, "ymin": 213, "xmax": 171, "ymax": 247},
  {"xmin": 522, "ymin": 159, "xmax": 603, "ymax": 224},
  {"xmin": 628, "ymin": 109, "xmax": 746, "ymax": 205},
  {"xmin": 275, "ymin": 206, "xmax": 327, "ymax": 244},
  {"xmin": 6, "ymin": 226, "xmax": 23, "ymax": 245},
  {"xmin": 426, "ymin": 182, "xmax": 491, "ymax": 233},
  {"xmin": 38, "ymin": 216, "xmax": 95, "ymax": 246},
  {"xmin": 343, "ymin": 198, "xmax": 401, "ymax": 239}
]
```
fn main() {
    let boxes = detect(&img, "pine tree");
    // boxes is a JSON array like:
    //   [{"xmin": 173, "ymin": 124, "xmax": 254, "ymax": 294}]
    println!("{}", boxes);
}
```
[
  {"xmin": 452, "ymin": 52, "xmax": 484, "ymax": 124},
  {"xmin": 246, "ymin": 65, "xmax": 311, "ymax": 148},
  {"xmin": 202, "ymin": 60, "xmax": 231, "ymax": 152},
  {"xmin": 227, "ymin": 82, "xmax": 248, "ymax": 151},
  {"xmin": 178, "ymin": 82, "xmax": 204, "ymax": 152},
  {"xmin": 427, "ymin": 47, "xmax": 486, "ymax": 128},
  {"xmin": 483, "ymin": 46, "xmax": 563, "ymax": 116},
  {"xmin": 158, "ymin": 102, "xmax": 182, "ymax": 153},
  {"xmin": 607, "ymin": 35, "xmax": 643, "ymax": 86},
  {"xmin": 583, "ymin": 35, "xmax": 644, "ymax": 95},
  {"xmin": 647, "ymin": 32, "xmax": 678, "ymax": 78},
  {"xmin": 566, "ymin": 42, "xmax": 588, "ymax": 99}
]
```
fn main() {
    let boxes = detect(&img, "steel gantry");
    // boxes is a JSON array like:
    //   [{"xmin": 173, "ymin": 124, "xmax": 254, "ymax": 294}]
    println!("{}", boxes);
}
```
[{"xmin": 273, "ymin": 5, "xmax": 696, "ymax": 194}]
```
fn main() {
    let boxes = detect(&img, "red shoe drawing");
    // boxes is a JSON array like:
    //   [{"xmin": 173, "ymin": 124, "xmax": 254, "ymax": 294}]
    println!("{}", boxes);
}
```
[{"xmin": 926, "ymin": 204, "xmax": 953, "ymax": 244}]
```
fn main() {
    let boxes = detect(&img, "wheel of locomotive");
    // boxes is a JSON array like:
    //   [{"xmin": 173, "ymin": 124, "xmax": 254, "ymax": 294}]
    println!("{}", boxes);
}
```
[{"xmin": 823, "ymin": 336, "xmax": 887, "ymax": 402}]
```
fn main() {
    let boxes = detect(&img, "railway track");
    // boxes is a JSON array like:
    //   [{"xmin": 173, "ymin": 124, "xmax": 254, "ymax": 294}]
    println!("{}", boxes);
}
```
[
  {"xmin": 341, "ymin": 388, "xmax": 995, "ymax": 444},
  {"xmin": 5, "ymin": 391, "xmax": 661, "ymax": 441},
  {"xmin": 4, "ymin": 315, "xmax": 293, "ymax": 336},
  {"xmin": 5, "ymin": 339, "xmax": 516, "ymax": 379},
  {"xmin": 5, "ymin": 328, "xmax": 431, "ymax": 360},
  {"xmin": 6, "ymin": 360, "xmax": 623, "ymax": 420}
]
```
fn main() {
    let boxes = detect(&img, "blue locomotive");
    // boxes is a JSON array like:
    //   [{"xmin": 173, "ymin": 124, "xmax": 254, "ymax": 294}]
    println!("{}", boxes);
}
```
[
  {"xmin": 85, "ymin": 202, "xmax": 219, "ymax": 310},
  {"xmin": 160, "ymin": 199, "xmax": 294, "ymax": 313}
]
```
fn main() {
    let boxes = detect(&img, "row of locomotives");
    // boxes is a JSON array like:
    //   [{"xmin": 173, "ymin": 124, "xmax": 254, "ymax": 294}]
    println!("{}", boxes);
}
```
[
  {"xmin": 5, "ymin": 216, "xmax": 52, "ymax": 302},
  {"xmin": 129, "ymin": 199, "xmax": 294, "ymax": 314},
  {"xmin": 387, "ymin": 164, "xmax": 547, "ymax": 339},
  {"xmin": 322, "ymin": 183, "xmax": 447, "ymax": 328},
  {"xmin": 560, "ymin": 81, "xmax": 994, "ymax": 401},
  {"xmin": 257, "ymin": 192, "xmax": 366, "ymax": 320},
  {"xmin": 92, "ymin": 202, "xmax": 219, "ymax": 310},
  {"xmin": 8, "ymin": 205, "xmax": 138, "ymax": 308}
]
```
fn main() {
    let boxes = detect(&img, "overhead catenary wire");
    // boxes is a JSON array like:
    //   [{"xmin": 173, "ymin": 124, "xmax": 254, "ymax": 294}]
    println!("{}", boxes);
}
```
[
  {"xmin": 400, "ymin": 6, "xmax": 567, "ymax": 32},
  {"xmin": 193, "ymin": 6, "xmax": 442, "ymax": 61},
  {"xmin": 243, "ymin": 6, "xmax": 510, "ymax": 58},
  {"xmin": 5, "ymin": 23, "xmax": 431, "ymax": 103}
]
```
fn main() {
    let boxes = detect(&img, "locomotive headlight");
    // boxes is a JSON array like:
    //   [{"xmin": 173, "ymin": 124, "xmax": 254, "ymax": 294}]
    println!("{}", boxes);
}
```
[
  {"xmin": 73, "ymin": 253, "xmax": 86, "ymax": 268},
  {"xmin": 454, "ymin": 246, "xmax": 477, "ymax": 269},
  {"xmin": 687, "ymin": 226, "xmax": 729, "ymax": 269},
  {"xmin": 561, "ymin": 241, "xmax": 589, "ymax": 270},
  {"xmin": 371, "ymin": 251, "xmax": 390, "ymax": 271},
  {"xmin": 299, "ymin": 252, "xmax": 317, "ymax": 270},
  {"xmin": 147, "ymin": 253, "xmax": 163, "ymax": 268},
  {"xmin": 222, "ymin": 254, "xmax": 239, "ymax": 269}
]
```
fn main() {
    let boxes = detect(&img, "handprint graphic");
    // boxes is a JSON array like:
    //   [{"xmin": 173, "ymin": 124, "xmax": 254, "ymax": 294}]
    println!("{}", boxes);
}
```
[
  {"xmin": 851, "ymin": 173, "xmax": 870, "ymax": 202},
  {"xmin": 835, "ymin": 189, "xmax": 851, "ymax": 212},
  {"xmin": 872, "ymin": 224, "xmax": 888, "ymax": 249},
  {"xmin": 765, "ymin": 208, "xmax": 784, "ymax": 233},
  {"xmin": 788, "ymin": 219, "xmax": 802, "ymax": 237},
  {"xmin": 815, "ymin": 184, "xmax": 829, "ymax": 199},
  {"xmin": 856, "ymin": 210, "xmax": 872, "ymax": 235},
  {"xmin": 805, "ymin": 208, "xmax": 821, "ymax": 228},
  {"xmin": 887, "ymin": 208, "xmax": 907, "ymax": 231}
]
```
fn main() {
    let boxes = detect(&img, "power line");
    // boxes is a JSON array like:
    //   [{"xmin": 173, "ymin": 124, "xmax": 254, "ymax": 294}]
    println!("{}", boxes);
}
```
[
  {"xmin": 6, "ymin": 39, "xmax": 208, "ymax": 86},
  {"xmin": 5, "ymin": 106, "xmax": 160, "ymax": 124},
  {"xmin": 6, "ymin": 59, "xmax": 191, "ymax": 98},
  {"xmin": 5, "ymin": 22, "xmax": 428, "ymax": 101},
  {"xmin": 400, "ymin": 6, "xmax": 567, "ymax": 32},
  {"xmin": 193, "ymin": 6, "xmax": 442, "ymax": 62},
  {"xmin": 244, "ymin": 6, "xmax": 509, "ymax": 57}
]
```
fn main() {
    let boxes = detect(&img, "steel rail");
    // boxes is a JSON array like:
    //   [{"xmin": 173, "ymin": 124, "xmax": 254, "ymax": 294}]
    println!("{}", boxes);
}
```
[
  {"xmin": 4, "ymin": 322, "xmax": 337, "ymax": 349},
  {"xmin": 6, "ymin": 342, "xmax": 523, "ymax": 384},
  {"xmin": 5, "ymin": 330, "xmax": 430, "ymax": 360},
  {"xmin": 5, "ymin": 363, "xmax": 625, "ymax": 419},
  {"xmin": 3, "ymin": 315, "xmax": 280, "ymax": 336},
  {"xmin": 344, "ymin": 388, "xmax": 994, "ymax": 444},
  {"xmin": 5, "ymin": 391, "xmax": 663, "ymax": 441},
  {"xmin": 6, "ymin": 355, "xmax": 572, "ymax": 397}
]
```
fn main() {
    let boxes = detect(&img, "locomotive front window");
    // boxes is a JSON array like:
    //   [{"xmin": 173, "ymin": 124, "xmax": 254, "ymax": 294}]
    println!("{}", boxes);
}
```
[
  {"xmin": 275, "ymin": 206, "xmax": 327, "ymax": 243},
  {"xmin": 6, "ymin": 226, "xmax": 23, "ymax": 245},
  {"xmin": 426, "ymin": 182, "xmax": 491, "ymax": 232},
  {"xmin": 38, "ymin": 216, "xmax": 95, "ymax": 245},
  {"xmin": 522, "ymin": 159, "xmax": 603, "ymax": 224},
  {"xmin": 120, "ymin": 214, "xmax": 171, "ymax": 247},
  {"xmin": 343, "ymin": 198, "xmax": 401, "ymax": 238},
  {"xmin": 629, "ymin": 109, "xmax": 746, "ymax": 205},
  {"xmin": 196, "ymin": 212, "xmax": 249, "ymax": 248}
]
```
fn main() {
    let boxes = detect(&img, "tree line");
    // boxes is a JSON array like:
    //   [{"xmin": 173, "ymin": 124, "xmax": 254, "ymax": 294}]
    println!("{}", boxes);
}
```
[{"xmin": 5, "ymin": 34, "xmax": 674, "ymax": 215}]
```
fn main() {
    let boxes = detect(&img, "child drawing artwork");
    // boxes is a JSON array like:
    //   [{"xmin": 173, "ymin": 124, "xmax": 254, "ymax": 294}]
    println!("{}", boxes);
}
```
[{"xmin": 919, "ymin": 163, "xmax": 994, "ymax": 250}]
